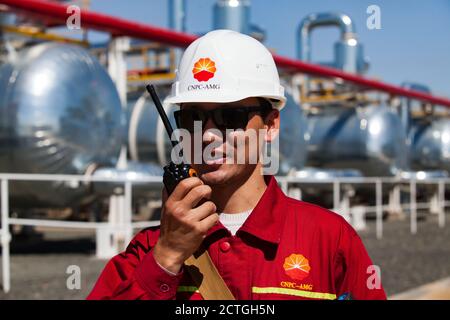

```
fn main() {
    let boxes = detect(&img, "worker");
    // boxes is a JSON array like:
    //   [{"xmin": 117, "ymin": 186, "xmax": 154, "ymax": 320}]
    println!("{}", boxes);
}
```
[{"xmin": 87, "ymin": 29, "xmax": 386, "ymax": 300}]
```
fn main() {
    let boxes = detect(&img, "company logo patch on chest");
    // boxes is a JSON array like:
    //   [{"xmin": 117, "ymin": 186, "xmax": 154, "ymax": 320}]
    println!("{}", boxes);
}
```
[
  {"xmin": 283, "ymin": 253, "xmax": 311, "ymax": 281},
  {"xmin": 252, "ymin": 253, "xmax": 337, "ymax": 300}
]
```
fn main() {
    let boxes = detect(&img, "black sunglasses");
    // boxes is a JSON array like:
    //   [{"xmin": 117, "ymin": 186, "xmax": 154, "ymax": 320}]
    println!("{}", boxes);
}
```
[{"xmin": 174, "ymin": 106, "xmax": 272, "ymax": 132}]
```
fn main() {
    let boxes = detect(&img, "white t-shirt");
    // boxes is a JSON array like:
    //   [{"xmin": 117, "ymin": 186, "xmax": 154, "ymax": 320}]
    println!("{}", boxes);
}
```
[{"xmin": 219, "ymin": 209, "xmax": 253, "ymax": 236}]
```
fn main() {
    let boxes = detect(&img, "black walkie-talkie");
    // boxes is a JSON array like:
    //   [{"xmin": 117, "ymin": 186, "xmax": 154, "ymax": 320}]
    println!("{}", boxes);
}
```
[{"xmin": 146, "ymin": 85, "xmax": 198, "ymax": 194}]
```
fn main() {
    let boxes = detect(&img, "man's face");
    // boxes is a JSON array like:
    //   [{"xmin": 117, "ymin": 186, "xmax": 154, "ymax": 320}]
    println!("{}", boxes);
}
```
[{"xmin": 179, "ymin": 97, "xmax": 279, "ymax": 186}]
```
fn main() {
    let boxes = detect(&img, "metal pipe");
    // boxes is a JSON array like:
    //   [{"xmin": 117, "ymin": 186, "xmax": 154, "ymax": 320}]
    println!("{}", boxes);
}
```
[
  {"xmin": 213, "ymin": 0, "xmax": 251, "ymax": 34},
  {"xmin": 333, "ymin": 181, "xmax": 340, "ymax": 212},
  {"xmin": 400, "ymin": 82, "xmax": 432, "ymax": 132},
  {"xmin": 168, "ymin": 0, "xmax": 186, "ymax": 65},
  {"xmin": 168, "ymin": 0, "xmax": 186, "ymax": 32},
  {"xmin": 297, "ymin": 12, "xmax": 356, "ymax": 62},
  {"xmin": 410, "ymin": 180, "xmax": 417, "ymax": 234},
  {"xmin": 275, "ymin": 55, "xmax": 450, "ymax": 107},
  {"xmin": 1, "ymin": 179, "xmax": 10, "ymax": 293},
  {"xmin": 438, "ymin": 181, "xmax": 445, "ymax": 228},
  {"xmin": 90, "ymin": 162, "xmax": 163, "ymax": 196},
  {"xmin": 7, "ymin": 217, "xmax": 159, "ymax": 229},
  {"xmin": 128, "ymin": 92, "xmax": 148, "ymax": 162},
  {"xmin": 0, "ymin": 172, "xmax": 162, "ymax": 183},
  {"xmin": 2, "ymin": 0, "xmax": 450, "ymax": 108},
  {"xmin": 123, "ymin": 181, "xmax": 133, "ymax": 245},
  {"xmin": 376, "ymin": 180, "xmax": 383, "ymax": 239}
]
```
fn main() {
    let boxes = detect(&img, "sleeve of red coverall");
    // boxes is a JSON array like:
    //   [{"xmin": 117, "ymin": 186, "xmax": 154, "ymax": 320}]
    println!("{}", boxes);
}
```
[
  {"xmin": 87, "ymin": 228, "xmax": 184, "ymax": 300},
  {"xmin": 333, "ymin": 222, "xmax": 387, "ymax": 300}
]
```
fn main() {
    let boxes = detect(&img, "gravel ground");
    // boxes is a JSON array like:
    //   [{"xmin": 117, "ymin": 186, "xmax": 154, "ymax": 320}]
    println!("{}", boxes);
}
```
[
  {"xmin": 360, "ymin": 214, "xmax": 450, "ymax": 297},
  {"xmin": 0, "ymin": 213, "xmax": 449, "ymax": 299}
]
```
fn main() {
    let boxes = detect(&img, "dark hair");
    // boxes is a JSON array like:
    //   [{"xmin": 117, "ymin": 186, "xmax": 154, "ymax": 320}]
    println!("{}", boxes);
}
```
[
  {"xmin": 257, "ymin": 97, "xmax": 272, "ymax": 109},
  {"xmin": 257, "ymin": 97, "xmax": 274, "ymax": 119}
]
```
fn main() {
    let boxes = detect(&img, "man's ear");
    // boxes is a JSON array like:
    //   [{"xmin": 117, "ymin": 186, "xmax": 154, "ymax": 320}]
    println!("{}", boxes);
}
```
[{"xmin": 264, "ymin": 109, "xmax": 280, "ymax": 142}]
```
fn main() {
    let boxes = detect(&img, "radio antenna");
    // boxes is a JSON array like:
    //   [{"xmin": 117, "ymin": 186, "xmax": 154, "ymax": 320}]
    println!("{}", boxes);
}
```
[{"xmin": 146, "ymin": 84, "xmax": 178, "ymax": 148}]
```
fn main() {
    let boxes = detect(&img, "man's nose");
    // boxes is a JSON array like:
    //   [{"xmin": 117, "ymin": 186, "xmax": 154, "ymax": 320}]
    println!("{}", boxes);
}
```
[
  {"xmin": 203, "ymin": 116, "xmax": 217, "ymax": 132},
  {"xmin": 202, "ymin": 117, "xmax": 222, "ymax": 144}
]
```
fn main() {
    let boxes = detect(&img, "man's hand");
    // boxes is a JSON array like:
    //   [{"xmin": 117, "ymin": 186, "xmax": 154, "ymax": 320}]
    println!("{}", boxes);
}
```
[{"xmin": 153, "ymin": 177, "xmax": 219, "ymax": 274}]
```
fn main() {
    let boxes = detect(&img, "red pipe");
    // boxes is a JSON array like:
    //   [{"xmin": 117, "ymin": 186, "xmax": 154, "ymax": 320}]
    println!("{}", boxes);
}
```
[
  {"xmin": 2, "ymin": 0, "xmax": 450, "ymax": 107},
  {"xmin": 0, "ymin": 0, "xmax": 197, "ymax": 47},
  {"xmin": 275, "ymin": 56, "xmax": 450, "ymax": 107}
]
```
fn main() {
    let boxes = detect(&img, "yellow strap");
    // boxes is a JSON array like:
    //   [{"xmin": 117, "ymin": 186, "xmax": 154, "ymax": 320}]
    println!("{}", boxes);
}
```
[
  {"xmin": 177, "ymin": 286, "xmax": 199, "ymax": 293},
  {"xmin": 252, "ymin": 286, "xmax": 337, "ymax": 300},
  {"xmin": 184, "ymin": 251, "xmax": 236, "ymax": 300}
]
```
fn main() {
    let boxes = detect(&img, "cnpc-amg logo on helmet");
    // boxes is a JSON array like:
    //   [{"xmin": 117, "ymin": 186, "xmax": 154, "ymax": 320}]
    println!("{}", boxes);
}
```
[{"xmin": 192, "ymin": 57, "xmax": 216, "ymax": 82}]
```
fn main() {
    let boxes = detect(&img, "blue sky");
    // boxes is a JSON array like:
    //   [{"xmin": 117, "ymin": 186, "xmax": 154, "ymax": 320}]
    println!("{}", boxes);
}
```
[{"xmin": 88, "ymin": 0, "xmax": 450, "ymax": 98}]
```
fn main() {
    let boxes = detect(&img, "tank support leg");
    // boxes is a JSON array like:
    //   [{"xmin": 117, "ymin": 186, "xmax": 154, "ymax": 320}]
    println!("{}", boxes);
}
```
[
  {"xmin": 430, "ymin": 188, "xmax": 440, "ymax": 215},
  {"xmin": 388, "ymin": 185, "xmax": 404, "ymax": 218},
  {"xmin": 96, "ymin": 189, "xmax": 133, "ymax": 259},
  {"xmin": 287, "ymin": 186, "xmax": 302, "ymax": 200}
]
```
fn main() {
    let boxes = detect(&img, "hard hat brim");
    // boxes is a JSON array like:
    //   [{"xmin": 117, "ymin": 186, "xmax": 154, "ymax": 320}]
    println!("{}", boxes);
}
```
[{"xmin": 164, "ymin": 92, "xmax": 286, "ymax": 110}]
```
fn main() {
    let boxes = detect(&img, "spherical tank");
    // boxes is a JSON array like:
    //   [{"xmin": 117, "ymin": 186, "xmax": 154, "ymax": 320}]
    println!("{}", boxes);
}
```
[
  {"xmin": 304, "ymin": 104, "xmax": 407, "ymax": 176},
  {"xmin": 0, "ymin": 43, "xmax": 124, "ymax": 207},
  {"xmin": 409, "ymin": 118, "xmax": 450, "ymax": 172}
]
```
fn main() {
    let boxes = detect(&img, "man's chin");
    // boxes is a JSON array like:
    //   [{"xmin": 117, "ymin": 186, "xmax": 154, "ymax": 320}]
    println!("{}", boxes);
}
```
[{"xmin": 198, "ymin": 165, "xmax": 230, "ymax": 185}]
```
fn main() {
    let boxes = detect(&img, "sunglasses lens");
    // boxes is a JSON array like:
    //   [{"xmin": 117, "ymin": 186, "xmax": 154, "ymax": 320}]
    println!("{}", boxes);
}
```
[
  {"xmin": 175, "ymin": 107, "xmax": 260, "ymax": 132},
  {"xmin": 217, "ymin": 109, "xmax": 249, "ymax": 130},
  {"xmin": 175, "ymin": 110, "xmax": 201, "ymax": 132}
]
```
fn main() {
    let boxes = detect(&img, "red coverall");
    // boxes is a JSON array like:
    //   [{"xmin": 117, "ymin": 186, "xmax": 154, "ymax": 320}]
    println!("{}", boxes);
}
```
[{"xmin": 87, "ymin": 176, "xmax": 386, "ymax": 300}]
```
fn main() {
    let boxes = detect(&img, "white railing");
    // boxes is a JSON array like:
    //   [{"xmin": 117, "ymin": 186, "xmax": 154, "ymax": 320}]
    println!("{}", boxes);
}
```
[
  {"xmin": 1, "ymin": 173, "xmax": 448, "ymax": 293},
  {"xmin": 277, "ymin": 176, "xmax": 447, "ymax": 239},
  {"xmin": 0, "ymin": 173, "xmax": 163, "ymax": 293}
]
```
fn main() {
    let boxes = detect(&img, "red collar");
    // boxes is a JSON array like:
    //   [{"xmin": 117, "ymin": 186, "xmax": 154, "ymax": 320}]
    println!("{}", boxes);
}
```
[{"xmin": 206, "ymin": 175, "xmax": 288, "ymax": 245}]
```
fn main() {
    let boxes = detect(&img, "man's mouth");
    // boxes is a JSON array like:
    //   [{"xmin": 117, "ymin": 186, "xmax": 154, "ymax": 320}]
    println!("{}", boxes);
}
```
[
  {"xmin": 203, "ymin": 147, "xmax": 229, "ymax": 166},
  {"xmin": 205, "ymin": 157, "xmax": 226, "ymax": 165},
  {"xmin": 204, "ymin": 151, "xmax": 228, "ymax": 165}
]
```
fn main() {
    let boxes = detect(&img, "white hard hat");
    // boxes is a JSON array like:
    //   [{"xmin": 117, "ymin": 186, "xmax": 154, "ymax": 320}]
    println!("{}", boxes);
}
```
[{"xmin": 164, "ymin": 29, "xmax": 286, "ymax": 110}]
